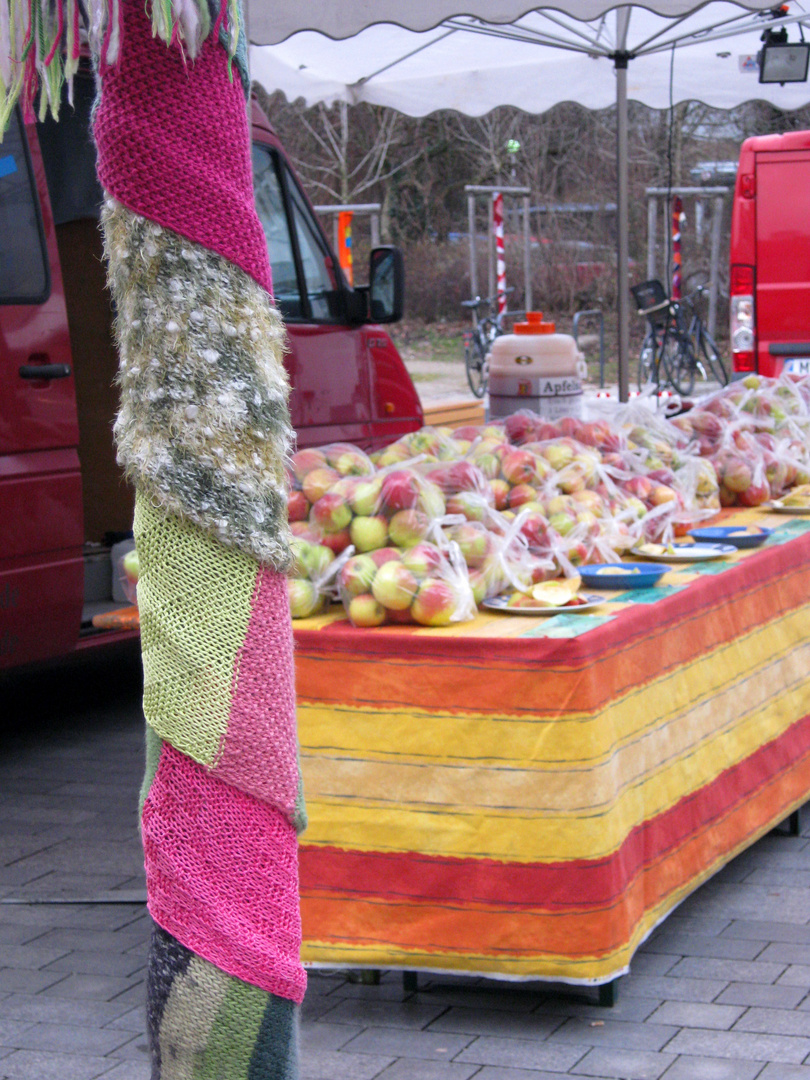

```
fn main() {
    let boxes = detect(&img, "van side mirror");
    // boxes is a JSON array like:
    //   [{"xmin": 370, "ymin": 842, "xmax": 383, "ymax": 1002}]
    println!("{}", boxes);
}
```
[{"xmin": 369, "ymin": 246, "xmax": 405, "ymax": 324}]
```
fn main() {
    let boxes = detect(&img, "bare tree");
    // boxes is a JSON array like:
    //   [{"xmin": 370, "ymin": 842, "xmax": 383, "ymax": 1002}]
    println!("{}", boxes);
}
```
[{"xmin": 255, "ymin": 88, "xmax": 422, "ymax": 207}]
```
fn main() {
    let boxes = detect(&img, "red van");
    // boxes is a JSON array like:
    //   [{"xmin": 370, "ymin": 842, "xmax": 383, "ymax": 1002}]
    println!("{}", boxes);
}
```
[
  {"xmin": 0, "ymin": 68, "xmax": 422, "ymax": 670},
  {"xmin": 729, "ymin": 129, "xmax": 810, "ymax": 377}
]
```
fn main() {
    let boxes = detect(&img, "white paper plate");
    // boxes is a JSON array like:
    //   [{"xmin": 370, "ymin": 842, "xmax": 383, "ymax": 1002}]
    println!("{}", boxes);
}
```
[
  {"xmin": 766, "ymin": 502, "xmax": 810, "ymax": 515},
  {"xmin": 632, "ymin": 543, "xmax": 737, "ymax": 562},
  {"xmin": 482, "ymin": 595, "xmax": 604, "ymax": 616}
]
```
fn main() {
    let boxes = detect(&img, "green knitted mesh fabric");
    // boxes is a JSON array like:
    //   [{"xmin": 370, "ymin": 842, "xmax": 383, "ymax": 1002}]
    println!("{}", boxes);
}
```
[
  {"xmin": 135, "ymin": 491, "xmax": 257, "ymax": 766},
  {"xmin": 139, "ymin": 724, "xmax": 164, "ymax": 816},
  {"xmin": 103, "ymin": 198, "xmax": 293, "ymax": 571},
  {"xmin": 197, "ymin": 979, "xmax": 268, "ymax": 1078},
  {"xmin": 157, "ymin": 954, "xmax": 231, "ymax": 1064},
  {"xmin": 148, "ymin": 924, "xmax": 300, "ymax": 1079}
]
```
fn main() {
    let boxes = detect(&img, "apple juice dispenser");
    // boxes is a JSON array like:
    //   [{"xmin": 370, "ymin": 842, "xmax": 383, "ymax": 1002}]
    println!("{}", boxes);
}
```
[{"xmin": 487, "ymin": 312, "xmax": 587, "ymax": 421}]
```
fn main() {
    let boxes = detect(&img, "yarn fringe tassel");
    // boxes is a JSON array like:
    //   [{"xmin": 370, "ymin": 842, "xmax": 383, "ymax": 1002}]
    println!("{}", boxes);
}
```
[{"xmin": 0, "ymin": 0, "xmax": 240, "ymax": 134}]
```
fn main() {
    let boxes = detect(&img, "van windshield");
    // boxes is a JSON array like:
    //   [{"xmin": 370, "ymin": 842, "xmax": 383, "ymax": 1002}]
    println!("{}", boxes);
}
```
[
  {"xmin": 252, "ymin": 144, "xmax": 341, "ymax": 322},
  {"xmin": 0, "ymin": 111, "xmax": 48, "ymax": 304}
]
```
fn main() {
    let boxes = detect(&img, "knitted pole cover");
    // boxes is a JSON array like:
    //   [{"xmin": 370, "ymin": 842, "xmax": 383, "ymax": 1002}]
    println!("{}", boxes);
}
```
[
  {"xmin": 1, "ymin": 1, "xmax": 307, "ymax": 1075},
  {"xmin": 147, "ymin": 924, "xmax": 299, "ymax": 1080}
]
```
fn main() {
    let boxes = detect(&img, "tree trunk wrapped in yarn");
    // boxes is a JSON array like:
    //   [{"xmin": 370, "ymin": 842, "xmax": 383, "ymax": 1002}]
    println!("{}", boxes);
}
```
[{"xmin": 1, "ymin": 1, "xmax": 306, "ymax": 1075}]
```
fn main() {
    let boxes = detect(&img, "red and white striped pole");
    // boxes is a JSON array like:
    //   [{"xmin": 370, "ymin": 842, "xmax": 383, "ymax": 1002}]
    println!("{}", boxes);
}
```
[
  {"xmin": 493, "ymin": 192, "xmax": 507, "ymax": 315},
  {"xmin": 672, "ymin": 196, "xmax": 683, "ymax": 300}
]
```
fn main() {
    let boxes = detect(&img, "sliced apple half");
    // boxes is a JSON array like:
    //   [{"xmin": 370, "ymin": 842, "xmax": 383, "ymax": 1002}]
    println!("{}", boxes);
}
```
[{"xmin": 530, "ymin": 575, "xmax": 582, "ymax": 607}]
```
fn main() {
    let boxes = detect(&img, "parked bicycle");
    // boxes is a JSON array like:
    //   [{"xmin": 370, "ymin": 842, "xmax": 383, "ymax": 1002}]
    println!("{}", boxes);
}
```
[
  {"xmin": 679, "ymin": 285, "xmax": 728, "ymax": 390},
  {"xmin": 633, "ymin": 279, "xmax": 729, "ymax": 396},
  {"xmin": 461, "ymin": 289, "xmax": 513, "ymax": 398}
]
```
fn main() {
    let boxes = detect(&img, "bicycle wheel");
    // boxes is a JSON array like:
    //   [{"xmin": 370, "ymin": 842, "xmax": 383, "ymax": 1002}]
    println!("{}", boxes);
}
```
[
  {"xmin": 698, "ymin": 329, "xmax": 728, "ymax": 386},
  {"xmin": 637, "ymin": 330, "xmax": 657, "ymax": 391},
  {"xmin": 667, "ymin": 331, "xmax": 697, "ymax": 396},
  {"xmin": 651, "ymin": 329, "xmax": 674, "ymax": 391},
  {"xmin": 465, "ymin": 331, "xmax": 488, "ymax": 398}
]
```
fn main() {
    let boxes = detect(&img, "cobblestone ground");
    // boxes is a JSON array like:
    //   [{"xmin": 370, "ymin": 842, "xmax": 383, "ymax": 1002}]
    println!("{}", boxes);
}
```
[{"xmin": 2, "ymin": 620, "xmax": 810, "ymax": 1080}]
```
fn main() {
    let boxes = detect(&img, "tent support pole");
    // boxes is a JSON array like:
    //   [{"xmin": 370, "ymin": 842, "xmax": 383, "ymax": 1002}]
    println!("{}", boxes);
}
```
[
  {"xmin": 647, "ymin": 196, "xmax": 657, "ymax": 281},
  {"xmin": 709, "ymin": 195, "xmax": 723, "ymax": 339},
  {"xmin": 613, "ymin": 37, "xmax": 632, "ymax": 403},
  {"xmin": 468, "ymin": 193, "xmax": 478, "ymax": 300},
  {"xmin": 523, "ymin": 195, "xmax": 532, "ymax": 313}
]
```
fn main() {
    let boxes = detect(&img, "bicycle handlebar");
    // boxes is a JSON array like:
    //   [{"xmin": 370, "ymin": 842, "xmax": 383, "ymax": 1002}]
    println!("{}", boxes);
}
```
[
  {"xmin": 461, "ymin": 287, "xmax": 515, "ymax": 311},
  {"xmin": 636, "ymin": 284, "xmax": 708, "ymax": 319}
]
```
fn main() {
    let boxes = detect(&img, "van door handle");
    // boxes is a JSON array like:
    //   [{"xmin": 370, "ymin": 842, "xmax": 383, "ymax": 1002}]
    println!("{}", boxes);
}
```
[{"xmin": 19, "ymin": 363, "xmax": 72, "ymax": 380}]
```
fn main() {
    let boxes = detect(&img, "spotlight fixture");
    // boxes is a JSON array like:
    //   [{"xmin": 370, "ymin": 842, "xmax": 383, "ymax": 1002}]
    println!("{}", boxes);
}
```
[{"xmin": 759, "ymin": 25, "xmax": 810, "ymax": 84}]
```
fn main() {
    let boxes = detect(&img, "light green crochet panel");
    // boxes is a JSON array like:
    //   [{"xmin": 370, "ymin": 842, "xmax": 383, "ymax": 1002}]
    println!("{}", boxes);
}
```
[{"xmin": 135, "ymin": 492, "xmax": 257, "ymax": 767}]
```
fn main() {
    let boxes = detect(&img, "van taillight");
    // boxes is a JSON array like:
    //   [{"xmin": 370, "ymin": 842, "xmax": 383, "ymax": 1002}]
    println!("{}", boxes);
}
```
[
  {"xmin": 740, "ymin": 173, "xmax": 755, "ymax": 199},
  {"xmin": 730, "ymin": 264, "xmax": 755, "ymax": 371},
  {"xmin": 733, "ymin": 349, "xmax": 756, "ymax": 372}
]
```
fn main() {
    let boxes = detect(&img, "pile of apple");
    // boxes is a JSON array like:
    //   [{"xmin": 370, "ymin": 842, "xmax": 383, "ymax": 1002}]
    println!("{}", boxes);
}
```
[
  {"xmin": 668, "ymin": 374, "xmax": 810, "ymax": 507},
  {"xmin": 285, "ymin": 374, "xmax": 810, "ymax": 624},
  {"xmin": 338, "ymin": 542, "xmax": 475, "ymax": 627},
  {"xmin": 286, "ymin": 442, "xmax": 376, "ymax": 543}
]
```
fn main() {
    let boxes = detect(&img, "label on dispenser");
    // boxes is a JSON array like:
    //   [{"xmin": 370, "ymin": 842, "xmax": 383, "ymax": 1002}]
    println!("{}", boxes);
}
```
[{"xmin": 488, "ymin": 372, "xmax": 583, "ymax": 420}]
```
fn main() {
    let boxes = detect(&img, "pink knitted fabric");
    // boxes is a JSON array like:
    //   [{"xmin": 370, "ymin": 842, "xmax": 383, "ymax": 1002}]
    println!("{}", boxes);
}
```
[
  {"xmin": 142, "ymin": 742, "xmax": 306, "ymax": 1004},
  {"xmin": 93, "ymin": 0, "xmax": 272, "ymax": 295},
  {"xmin": 216, "ymin": 569, "xmax": 300, "ymax": 820}
]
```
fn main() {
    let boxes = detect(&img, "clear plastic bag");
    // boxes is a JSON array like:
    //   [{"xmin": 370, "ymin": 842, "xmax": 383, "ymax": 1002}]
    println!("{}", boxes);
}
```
[
  {"xmin": 287, "ymin": 442, "xmax": 376, "ymax": 539},
  {"xmin": 288, "ymin": 535, "xmax": 346, "ymax": 618},
  {"xmin": 337, "ymin": 539, "xmax": 476, "ymax": 627}
]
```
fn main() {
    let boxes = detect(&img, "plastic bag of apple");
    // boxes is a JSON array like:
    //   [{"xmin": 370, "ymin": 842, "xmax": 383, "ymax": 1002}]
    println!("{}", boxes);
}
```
[
  {"xmin": 671, "ymin": 374, "xmax": 810, "ymax": 506},
  {"xmin": 287, "ymin": 532, "xmax": 349, "ymax": 619},
  {"xmin": 371, "ymin": 425, "xmax": 471, "ymax": 465},
  {"xmin": 120, "ymin": 549, "xmax": 140, "ymax": 605},
  {"xmin": 337, "ymin": 539, "xmax": 476, "ymax": 627},
  {"xmin": 439, "ymin": 514, "xmax": 556, "ymax": 602},
  {"xmin": 303, "ymin": 462, "xmax": 449, "ymax": 558},
  {"xmin": 286, "ymin": 442, "xmax": 376, "ymax": 532}
]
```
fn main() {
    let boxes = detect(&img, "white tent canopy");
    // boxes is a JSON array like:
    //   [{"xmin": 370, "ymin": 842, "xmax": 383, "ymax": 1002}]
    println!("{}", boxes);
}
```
[
  {"xmin": 250, "ymin": 0, "xmax": 800, "ymax": 44},
  {"xmin": 249, "ymin": 2, "xmax": 810, "ymax": 398},
  {"xmin": 251, "ymin": 6, "xmax": 810, "ymax": 114}
]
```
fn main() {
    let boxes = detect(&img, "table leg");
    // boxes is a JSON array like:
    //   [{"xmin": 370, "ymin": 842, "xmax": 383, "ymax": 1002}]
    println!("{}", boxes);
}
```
[
  {"xmin": 598, "ymin": 980, "xmax": 617, "ymax": 1007},
  {"xmin": 358, "ymin": 970, "xmax": 381, "ymax": 985},
  {"xmin": 773, "ymin": 810, "xmax": 802, "ymax": 837},
  {"xmin": 403, "ymin": 971, "xmax": 419, "ymax": 992}
]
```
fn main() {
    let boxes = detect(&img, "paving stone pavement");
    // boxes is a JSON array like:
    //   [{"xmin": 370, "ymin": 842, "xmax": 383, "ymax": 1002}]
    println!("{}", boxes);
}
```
[{"xmin": 2, "ymin": 646, "xmax": 810, "ymax": 1080}]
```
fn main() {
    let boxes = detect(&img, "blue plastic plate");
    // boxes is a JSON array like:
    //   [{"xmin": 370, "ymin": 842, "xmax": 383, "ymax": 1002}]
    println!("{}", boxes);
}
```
[
  {"xmin": 579, "ymin": 563, "xmax": 668, "ymax": 590},
  {"xmin": 687, "ymin": 526, "xmax": 772, "ymax": 549}
]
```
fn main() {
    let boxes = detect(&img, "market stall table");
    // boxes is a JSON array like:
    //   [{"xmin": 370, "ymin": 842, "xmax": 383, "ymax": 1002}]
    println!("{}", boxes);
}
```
[{"xmin": 292, "ymin": 507, "xmax": 810, "ymax": 989}]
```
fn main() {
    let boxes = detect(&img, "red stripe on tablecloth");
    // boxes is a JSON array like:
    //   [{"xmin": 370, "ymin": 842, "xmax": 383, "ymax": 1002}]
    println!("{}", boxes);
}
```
[
  {"xmin": 300, "ymin": 711, "xmax": 810, "ymax": 911},
  {"xmin": 294, "ymin": 531, "xmax": 810, "ymax": 671},
  {"xmin": 294, "ymin": 539, "xmax": 810, "ymax": 718}
]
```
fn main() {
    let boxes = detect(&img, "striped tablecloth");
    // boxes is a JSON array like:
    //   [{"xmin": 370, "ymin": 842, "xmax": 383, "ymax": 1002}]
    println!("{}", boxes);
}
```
[{"xmin": 293, "ymin": 509, "xmax": 810, "ymax": 985}]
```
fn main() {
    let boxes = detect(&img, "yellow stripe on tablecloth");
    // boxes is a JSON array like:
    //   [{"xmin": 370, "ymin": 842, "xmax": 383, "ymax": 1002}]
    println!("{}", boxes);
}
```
[
  {"xmin": 299, "ymin": 605, "xmax": 809, "ymax": 768},
  {"xmin": 301, "ymin": 942, "xmax": 625, "ymax": 981},
  {"xmin": 298, "ymin": 629, "xmax": 810, "ymax": 862}
]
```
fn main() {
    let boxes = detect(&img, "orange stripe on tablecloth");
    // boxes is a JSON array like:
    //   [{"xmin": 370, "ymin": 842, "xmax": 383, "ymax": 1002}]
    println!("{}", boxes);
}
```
[
  {"xmin": 295, "ymin": 541, "xmax": 810, "ymax": 717},
  {"xmin": 301, "ymin": 712, "xmax": 810, "ymax": 961}
]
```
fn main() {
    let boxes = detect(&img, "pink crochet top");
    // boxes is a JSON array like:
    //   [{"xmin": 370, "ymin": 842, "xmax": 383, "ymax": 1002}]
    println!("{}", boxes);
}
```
[{"xmin": 93, "ymin": 0, "xmax": 272, "ymax": 295}]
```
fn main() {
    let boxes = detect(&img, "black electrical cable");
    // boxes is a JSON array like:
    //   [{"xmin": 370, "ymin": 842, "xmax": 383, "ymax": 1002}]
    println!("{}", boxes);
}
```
[{"xmin": 665, "ymin": 43, "xmax": 676, "ymax": 296}]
